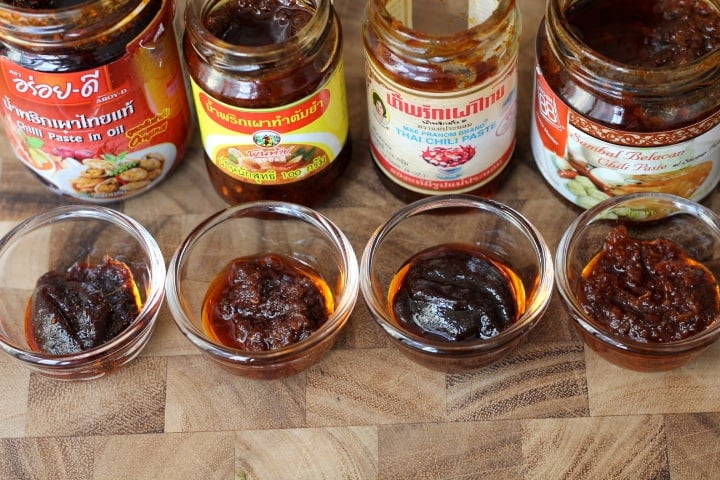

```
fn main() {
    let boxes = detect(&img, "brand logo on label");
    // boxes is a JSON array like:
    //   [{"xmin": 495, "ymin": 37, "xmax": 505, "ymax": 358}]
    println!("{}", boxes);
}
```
[
  {"xmin": 253, "ymin": 130, "xmax": 281, "ymax": 147},
  {"xmin": 198, "ymin": 90, "xmax": 330, "ymax": 135},
  {"xmin": 385, "ymin": 86, "xmax": 505, "ymax": 121},
  {"xmin": 537, "ymin": 81, "xmax": 562, "ymax": 130},
  {"xmin": 0, "ymin": 60, "xmax": 113, "ymax": 105},
  {"xmin": 533, "ymin": 69, "xmax": 569, "ymax": 157}
]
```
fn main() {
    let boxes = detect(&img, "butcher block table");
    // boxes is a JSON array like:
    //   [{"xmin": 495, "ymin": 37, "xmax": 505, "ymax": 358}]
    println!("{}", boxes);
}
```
[{"xmin": 2, "ymin": 1, "xmax": 720, "ymax": 478}]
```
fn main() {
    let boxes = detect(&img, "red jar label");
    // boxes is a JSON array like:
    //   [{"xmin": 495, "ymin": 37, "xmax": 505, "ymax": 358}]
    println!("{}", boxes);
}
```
[
  {"xmin": 532, "ymin": 66, "xmax": 720, "ymax": 209},
  {"xmin": 0, "ymin": 4, "xmax": 191, "ymax": 202}
]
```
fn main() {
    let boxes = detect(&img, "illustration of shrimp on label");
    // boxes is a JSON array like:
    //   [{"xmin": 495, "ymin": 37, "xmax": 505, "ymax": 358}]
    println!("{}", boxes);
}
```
[
  {"xmin": 211, "ymin": 128, "xmax": 335, "ymax": 186},
  {"xmin": 191, "ymin": 76, "xmax": 348, "ymax": 187}
]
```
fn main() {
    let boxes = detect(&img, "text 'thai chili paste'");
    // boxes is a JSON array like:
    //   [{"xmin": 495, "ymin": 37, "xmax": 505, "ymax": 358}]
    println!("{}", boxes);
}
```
[{"xmin": 363, "ymin": 0, "xmax": 521, "ymax": 202}]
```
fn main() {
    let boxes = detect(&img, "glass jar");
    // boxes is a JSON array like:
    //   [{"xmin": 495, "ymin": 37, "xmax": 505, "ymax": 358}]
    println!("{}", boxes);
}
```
[
  {"xmin": 0, "ymin": 0, "xmax": 192, "ymax": 203},
  {"xmin": 363, "ymin": 0, "xmax": 521, "ymax": 202},
  {"xmin": 532, "ymin": 0, "xmax": 720, "ymax": 210},
  {"xmin": 183, "ymin": 0, "xmax": 351, "ymax": 206}
]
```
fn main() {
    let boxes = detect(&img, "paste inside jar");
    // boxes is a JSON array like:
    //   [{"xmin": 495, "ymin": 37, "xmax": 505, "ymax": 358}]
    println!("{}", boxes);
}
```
[
  {"xmin": 567, "ymin": 0, "xmax": 720, "ymax": 68},
  {"xmin": 3, "ymin": 1, "xmax": 85, "ymax": 7},
  {"xmin": 205, "ymin": 0, "xmax": 313, "ymax": 46},
  {"xmin": 577, "ymin": 226, "xmax": 720, "ymax": 342}
]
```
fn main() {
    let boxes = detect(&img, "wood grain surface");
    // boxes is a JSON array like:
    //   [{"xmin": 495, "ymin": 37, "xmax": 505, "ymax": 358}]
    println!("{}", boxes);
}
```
[{"xmin": 2, "ymin": 1, "xmax": 720, "ymax": 479}]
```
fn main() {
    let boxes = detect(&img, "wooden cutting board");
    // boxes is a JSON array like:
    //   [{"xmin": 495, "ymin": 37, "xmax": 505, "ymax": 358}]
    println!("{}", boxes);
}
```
[{"xmin": 1, "ymin": 1, "xmax": 719, "ymax": 478}]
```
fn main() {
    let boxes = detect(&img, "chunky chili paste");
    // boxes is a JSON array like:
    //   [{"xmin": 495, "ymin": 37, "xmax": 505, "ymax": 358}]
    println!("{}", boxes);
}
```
[
  {"xmin": 388, "ymin": 244, "xmax": 525, "ymax": 342},
  {"xmin": 25, "ymin": 257, "xmax": 143, "ymax": 355},
  {"xmin": 202, "ymin": 253, "xmax": 334, "ymax": 351},
  {"xmin": 567, "ymin": 0, "xmax": 720, "ymax": 68},
  {"xmin": 578, "ymin": 226, "xmax": 720, "ymax": 343}
]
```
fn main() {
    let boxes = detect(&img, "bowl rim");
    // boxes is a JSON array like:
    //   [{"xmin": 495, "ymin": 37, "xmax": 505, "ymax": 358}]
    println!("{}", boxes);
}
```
[
  {"xmin": 165, "ymin": 200, "xmax": 360, "ymax": 363},
  {"xmin": 0, "ymin": 204, "xmax": 167, "ymax": 367},
  {"xmin": 555, "ymin": 192, "xmax": 720, "ymax": 354},
  {"xmin": 359, "ymin": 193, "xmax": 555, "ymax": 355}
]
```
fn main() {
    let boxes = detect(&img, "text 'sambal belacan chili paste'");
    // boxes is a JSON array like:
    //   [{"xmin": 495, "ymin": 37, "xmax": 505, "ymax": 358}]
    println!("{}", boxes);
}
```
[
  {"xmin": 363, "ymin": 0, "xmax": 521, "ymax": 202},
  {"xmin": 183, "ymin": 0, "xmax": 351, "ymax": 206},
  {"xmin": 0, "ymin": 0, "xmax": 192, "ymax": 202},
  {"xmin": 532, "ymin": 0, "xmax": 720, "ymax": 210}
]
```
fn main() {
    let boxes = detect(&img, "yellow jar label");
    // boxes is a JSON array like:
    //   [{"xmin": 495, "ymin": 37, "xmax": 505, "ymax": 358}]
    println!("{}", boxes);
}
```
[{"xmin": 190, "ymin": 62, "xmax": 349, "ymax": 186}]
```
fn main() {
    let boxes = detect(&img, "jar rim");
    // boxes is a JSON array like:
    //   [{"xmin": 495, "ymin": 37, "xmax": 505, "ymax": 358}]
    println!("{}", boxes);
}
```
[
  {"xmin": 184, "ymin": 0, "xmax": 332, "ymax": 69},
  {"xmin": 0, "ymin": 0, "xmax": 157, "ymax": 46},
  {"xmin": 366, "ymin": 0, "xmax": 519, "ymax": 56}
]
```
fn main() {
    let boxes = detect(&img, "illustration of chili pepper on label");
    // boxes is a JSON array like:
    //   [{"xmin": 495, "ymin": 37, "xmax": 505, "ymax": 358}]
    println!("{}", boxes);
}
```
[{"xmin": 421, "ymin": 145, "xmax": 476, "ymax": 168}]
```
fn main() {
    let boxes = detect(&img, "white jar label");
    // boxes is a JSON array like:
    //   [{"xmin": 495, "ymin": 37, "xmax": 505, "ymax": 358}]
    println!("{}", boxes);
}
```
[
  {"xmin": 365, "ymin": 57, "xmax": 518, "ymax": 194},
  {"xmin": 531, "ymin": 66, "xmax": 720, "ymax": 209}
]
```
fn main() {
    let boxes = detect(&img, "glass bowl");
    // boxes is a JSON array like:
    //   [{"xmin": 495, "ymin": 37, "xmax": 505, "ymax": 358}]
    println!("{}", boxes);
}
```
[
  {"xmin": 360, "ymin": 194, "xmax": 555, "ymax": 373},
  {"xmin": 0, "ymin": 205, "xmax": 166, "ymax": 380},
  {"xmin": 166, "ymin": 201, "xmax": 359, "ymax": 380},
  {"xmin": 556, "ymin": 193, "xmax": 720, "ymax": 371}
]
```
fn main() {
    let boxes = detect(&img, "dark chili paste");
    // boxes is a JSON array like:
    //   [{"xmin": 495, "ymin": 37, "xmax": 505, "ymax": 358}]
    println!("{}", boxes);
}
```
[
  {"xmin": 388, "ymin": 244, "xmax": 525, "ymax": 342},
  {"xmin": 535, "ymin": 0, "xmax": 720, "ymax": 133},
  {"xmin": 0, "ymin": 0, "xmax": 164, "ymax": 72},
  {"xmin": 25, "ymin": 257, "xmax": 143, "ymax": 355},
  {"xmin": 202, "ymin": 253, "xmax": 333, "ymax": 351},
  {"xmin": 205, "ymin": 0, "xmax": 312, "ymax": 46},
  {"xmin": 578, "ymin": 226, "xmax": 720, "ymax": 343},
  {"xmin": 566, "ymin": 0, "xmax": 720, "ymax": 68}
]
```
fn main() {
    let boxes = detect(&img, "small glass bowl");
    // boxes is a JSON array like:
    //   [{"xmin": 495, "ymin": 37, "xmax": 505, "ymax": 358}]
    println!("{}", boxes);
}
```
[
  {"xmin": 556, "ymin": 193, "xmax": 720, "ymax": 371},
  {"xmin": 360, "ymin": 194, "xmax": 555, "ymax": 373},
  {"xmin": 0, "ymin": 205, "xmax": 166, "ymax": 380},
  {"xmin": 166, "ymin": 201, "xmax": 359, "ymax": 380}
]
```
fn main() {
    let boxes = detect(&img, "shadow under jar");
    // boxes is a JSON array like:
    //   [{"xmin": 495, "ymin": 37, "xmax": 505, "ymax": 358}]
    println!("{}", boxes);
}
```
[{"xmin": 183, "ymin": 0, "xmax": 352, "ymax": 206}]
